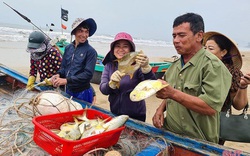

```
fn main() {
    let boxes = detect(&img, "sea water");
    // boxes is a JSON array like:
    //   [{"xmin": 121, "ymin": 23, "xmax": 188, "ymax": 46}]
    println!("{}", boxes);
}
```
[{"xmin": 0, "ymin": 23, "xmax": 177, "ymax": 58}]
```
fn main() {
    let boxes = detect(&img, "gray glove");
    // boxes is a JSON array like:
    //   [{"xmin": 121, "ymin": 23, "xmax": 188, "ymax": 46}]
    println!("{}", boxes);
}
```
[{"xmin": 136, "ymin": 52, "xmax": 152, "ymax": 74}]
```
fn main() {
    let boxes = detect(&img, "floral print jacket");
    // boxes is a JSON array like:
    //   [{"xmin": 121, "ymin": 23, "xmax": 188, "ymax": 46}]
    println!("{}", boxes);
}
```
[{"xmin": 29, "ymin": 47, "xmax": 62, "ymax": 82}]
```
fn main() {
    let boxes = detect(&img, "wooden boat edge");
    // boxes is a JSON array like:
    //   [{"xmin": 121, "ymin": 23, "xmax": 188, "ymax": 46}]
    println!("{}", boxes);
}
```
[{"xmin": 0, "ymin": 63, "xmax": 249, "ymax": 156}]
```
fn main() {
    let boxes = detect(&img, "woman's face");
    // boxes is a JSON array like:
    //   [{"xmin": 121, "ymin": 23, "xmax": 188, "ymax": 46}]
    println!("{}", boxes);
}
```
[
  {"xmin": 113, "ymin": 40, "xmax": 131, "ymax": 59},
  {"xmin": 205, "ymin": 39, "xmax": 227, "ymax": 60}
]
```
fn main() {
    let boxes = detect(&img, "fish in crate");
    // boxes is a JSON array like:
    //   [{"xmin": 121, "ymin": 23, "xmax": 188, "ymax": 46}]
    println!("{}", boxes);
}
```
[
  {"xmin": 51, "ymin": 109, "xmax": 129, "ymax": 140},
  {"xmin": 32, "ymin": 108, "xmax": 128, "ymax": 156}
]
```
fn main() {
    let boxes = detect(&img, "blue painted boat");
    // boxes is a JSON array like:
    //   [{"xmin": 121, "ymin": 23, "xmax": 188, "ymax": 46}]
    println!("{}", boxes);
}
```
[{"xmin": 1, "ymin": 63, "xmax": 249, "ymax": 156}]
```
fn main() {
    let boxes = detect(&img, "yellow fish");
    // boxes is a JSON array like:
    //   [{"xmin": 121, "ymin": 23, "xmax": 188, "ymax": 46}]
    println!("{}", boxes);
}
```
[
  {"xmin": 117, "ymin": 51, "xmax": 141, "ymax": 79},
  {"xmin": 130, "ymin": 80, "xmax": 169, "ymax": 102},
  {"xmin": 110, "ymin": 51, "xmax": 142, "ymax": 88},
  {"xmin": 57, "ymin": 117, "xmax": 82, "ymax": 140},
  {"xmin": 103, "ymin": 115, "xmax": 129, "ymax": 131},
  {"xmin": 80, "ymin": 118, "xmax": 107, "ymax": 139}
]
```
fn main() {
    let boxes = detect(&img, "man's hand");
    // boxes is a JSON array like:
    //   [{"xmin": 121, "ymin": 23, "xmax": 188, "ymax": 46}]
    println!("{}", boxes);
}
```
[{"xmin": 152, "ymin": 100, "xmax": 166, "ymax": 128}]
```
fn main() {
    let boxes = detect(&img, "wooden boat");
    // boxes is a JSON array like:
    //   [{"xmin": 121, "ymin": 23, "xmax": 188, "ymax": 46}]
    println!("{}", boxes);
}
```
[
  {"xmin": 1, "ymin": 63, "xmax": 249, "ymax": 156},
  {"xmin": 55, "ymin": 41, "xmax": 173, "ymax": 84}
]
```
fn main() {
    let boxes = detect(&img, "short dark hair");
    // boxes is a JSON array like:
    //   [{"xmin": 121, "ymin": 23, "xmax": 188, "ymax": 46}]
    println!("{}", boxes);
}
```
[
  {"xmin": 79, "ymin": 22, "xmax": 89, "ymax": 30},
  {"xmin": 173, "ymin": 13, "xmax": 204, "ymax": 35}
]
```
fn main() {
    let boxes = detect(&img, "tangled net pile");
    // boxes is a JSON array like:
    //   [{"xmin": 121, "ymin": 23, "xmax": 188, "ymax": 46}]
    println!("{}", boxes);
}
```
[
  {"xmin": 0, "ymin": 89, "xmax": 171, "ymax": 156},
  {"xmin": 0, "ymin": 89, "xmax": 49, "ymax": 156}
]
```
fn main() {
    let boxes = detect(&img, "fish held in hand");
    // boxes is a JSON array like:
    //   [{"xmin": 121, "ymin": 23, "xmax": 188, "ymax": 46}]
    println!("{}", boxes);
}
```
[
  {"xmin": 110, "ymin": 51, "xmax": 141, "ymax": 89},
  {"xmin": 130, "ymin": 80, "xmax": 169, "ymax": 102},
  {"xmin": 117, "ymin": 51, "xmax": 141, "ymax": 79}
]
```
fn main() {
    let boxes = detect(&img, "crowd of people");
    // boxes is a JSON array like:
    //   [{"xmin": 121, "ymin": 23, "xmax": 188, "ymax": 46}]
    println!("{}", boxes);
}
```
[{"xmin": 25, "ymin": 12, "xmax": 250, "ymax": 144}]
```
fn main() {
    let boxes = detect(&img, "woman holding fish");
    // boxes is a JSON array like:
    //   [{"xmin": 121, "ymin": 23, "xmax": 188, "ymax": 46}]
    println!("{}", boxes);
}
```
[{"xmin": 99, "ymin": 32, "xmax": 156, "ymax": 122}]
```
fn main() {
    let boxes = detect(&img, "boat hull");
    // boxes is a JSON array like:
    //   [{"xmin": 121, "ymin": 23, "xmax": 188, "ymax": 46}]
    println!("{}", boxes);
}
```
[{"xmin": 1, "ymin": 64, "xmax": 249, "ymax": 156}]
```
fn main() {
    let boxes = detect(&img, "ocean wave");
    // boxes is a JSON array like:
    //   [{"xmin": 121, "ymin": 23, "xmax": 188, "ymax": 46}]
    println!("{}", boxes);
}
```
[{"xmin": 0, "ymin": 25, "xmax": 173, "ymax": 48}]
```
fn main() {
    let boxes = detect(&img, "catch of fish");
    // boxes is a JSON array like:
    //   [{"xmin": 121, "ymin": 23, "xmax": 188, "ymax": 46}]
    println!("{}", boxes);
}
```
[
  {"xmin": 130, "ymin": 80, "xmax": 169, "ymax": 101},
  {"xmin": 51, "ymin": 108, "xmax": 129, "ymax": 141},
  {"xmin": 109, "ymin": 51, "xmax": 142, "ymax": 88}
]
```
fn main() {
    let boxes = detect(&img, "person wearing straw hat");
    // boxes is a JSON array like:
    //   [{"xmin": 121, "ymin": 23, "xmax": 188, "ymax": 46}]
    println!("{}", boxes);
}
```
[
  {"xmin": 203, "ymin": 31, "xmax": 250, "ymax": 144},
  {"xmin": 203, "ymin": 31, "xmax": 249, "ymax": 112},
  {"xmin": 51, "ymin": 18, "xmax": 97, "ymax": 104},
  {"xmin": 99, "ymin": 32, "xmax": 156, "ymax": 122}
]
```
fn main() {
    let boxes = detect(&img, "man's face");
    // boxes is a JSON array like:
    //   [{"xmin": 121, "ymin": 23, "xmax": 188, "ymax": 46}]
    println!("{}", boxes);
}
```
[
  {"xmin": 172, "ymin": 22, "xmax": 197, "ymax": 55},
  {"xmin": 74, "ymin": 27, "xmax": 89, "ymax": 44}
]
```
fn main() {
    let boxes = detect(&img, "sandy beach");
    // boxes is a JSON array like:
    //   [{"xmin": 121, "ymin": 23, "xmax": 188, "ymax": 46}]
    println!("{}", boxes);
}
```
[{"xmin": 0, "ymin": 41, "xmax": 250, "ymax": 153}]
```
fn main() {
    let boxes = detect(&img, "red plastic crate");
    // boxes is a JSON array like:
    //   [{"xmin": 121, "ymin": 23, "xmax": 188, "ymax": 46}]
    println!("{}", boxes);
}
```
[{"xmin": 32, "ymin": 109, "xmax": 125, "ymax": 156}]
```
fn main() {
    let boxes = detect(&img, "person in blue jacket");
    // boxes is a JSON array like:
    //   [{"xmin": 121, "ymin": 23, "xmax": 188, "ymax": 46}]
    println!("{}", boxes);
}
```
[
  {"xmin": 99, "ymin": 32, "xmax": 156, "ymax": 122},
  {"xmin": 51, "ymin": 18, "xmax": 97, "ymax": 104}
]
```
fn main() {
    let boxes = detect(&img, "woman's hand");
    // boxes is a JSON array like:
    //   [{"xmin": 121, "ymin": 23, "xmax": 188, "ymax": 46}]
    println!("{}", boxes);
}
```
[{"xmin": 239, "ymin": 72, "xmax": 250, "ymax": 89}]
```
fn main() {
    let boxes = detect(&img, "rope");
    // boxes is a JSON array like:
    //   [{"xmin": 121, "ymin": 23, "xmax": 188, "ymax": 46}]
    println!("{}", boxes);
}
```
[{"xmin": 0, "ymin": 89, "xmax": 173, "ymax": 155}]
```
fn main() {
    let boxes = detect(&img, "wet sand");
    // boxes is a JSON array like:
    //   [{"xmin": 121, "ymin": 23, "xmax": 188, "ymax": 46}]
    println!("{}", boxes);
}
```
[{"xmin": 0, "ymin": 41, "xmax": 250, "ymax": 153}]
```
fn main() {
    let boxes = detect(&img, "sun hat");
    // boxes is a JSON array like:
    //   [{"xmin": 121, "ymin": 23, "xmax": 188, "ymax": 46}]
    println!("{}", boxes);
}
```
[
  {"xmin": 71, "ymin": 18, "xmax": 97, "ymax": 37},
  {"xmin": 102, "ymin": 32, "xmax": 136, "ymax": 65},
  {"xmin": 109, "ymin": 32, "xmax": 135, "ymax": 52},
  {"xmin": 203, "ymin": 31, "xmax": 242, "ymax": 69}
]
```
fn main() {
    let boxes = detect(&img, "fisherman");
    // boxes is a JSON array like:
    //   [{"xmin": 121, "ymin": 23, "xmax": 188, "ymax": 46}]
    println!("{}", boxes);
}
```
[
  {"xmin": 99, "ymin": 32, "xmax": 156, "ymax": 122},
  {"xmin": 152, "ymin": 13, "xmax": 232, "ymax": 143},
  {"xmin": 26, "ymin": 31, "xmax": 62, "ymax": 90},
  {"xmin": 51, "ymin": 18, "xmax": 97, "ymax": 104}
]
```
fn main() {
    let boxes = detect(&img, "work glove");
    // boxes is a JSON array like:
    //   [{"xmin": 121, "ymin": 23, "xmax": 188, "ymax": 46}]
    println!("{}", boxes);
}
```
[
  {"xmin": 40, "ymin": 78, "xmax": 53, "ymax": 86},
  {"xmin": 26, "ymin": 76, "xmax": 36, "ymax": 90},
  {"xmin": 136, "ymin": 52, "xmax": 152, "ymax": 74},
  {"xmin": 109, "ymin": 70, "xmax": 125, "ymax": 89}
]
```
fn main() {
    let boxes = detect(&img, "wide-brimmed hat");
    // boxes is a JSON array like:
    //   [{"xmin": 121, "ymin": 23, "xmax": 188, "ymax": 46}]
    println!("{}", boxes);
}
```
[
  {"xmin": 203, "ymin": 31, "xmax": 242, "ymax": 69},
  {"xmin": 102, "ymin": 32, "xmax": 136, "ymax": 65},
  {"xmin": 71, "ymin": 18, "xmax": 97, "ymax": 37}
]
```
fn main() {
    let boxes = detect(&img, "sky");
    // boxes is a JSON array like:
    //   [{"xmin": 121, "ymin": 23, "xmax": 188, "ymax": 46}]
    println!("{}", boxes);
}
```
[{"xmin": 0, "ymin": 0, "xmax": 250, "ymax": 48}]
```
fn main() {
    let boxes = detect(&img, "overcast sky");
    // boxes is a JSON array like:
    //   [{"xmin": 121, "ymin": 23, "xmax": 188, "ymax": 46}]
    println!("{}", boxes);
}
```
[{"xmin": 0, "ymin": 0, "xmax": 250, "ymax": 47}]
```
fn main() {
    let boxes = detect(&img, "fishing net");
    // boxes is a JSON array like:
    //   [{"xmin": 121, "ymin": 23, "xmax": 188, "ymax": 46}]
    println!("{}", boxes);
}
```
[
  {"xmin": 0, "ymin": 89, "xmax": 49, "ymax": 156},
  {"xmin": 15, "ymin": 90, "xmax": 83, "ymax": 117},
  {"xmin": 0, "ymin": 89, "xmax": 172, "ymax": 156},
  {"xmin": 82, "ymin": 127, "xmax": 171, "ymax": 156}
]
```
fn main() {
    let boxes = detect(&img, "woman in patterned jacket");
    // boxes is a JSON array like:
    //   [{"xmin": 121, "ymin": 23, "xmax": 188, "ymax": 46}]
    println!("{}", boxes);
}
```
[{"xmin": 26, "ymin": 31, "xmax": 62, "ymax": 90}]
